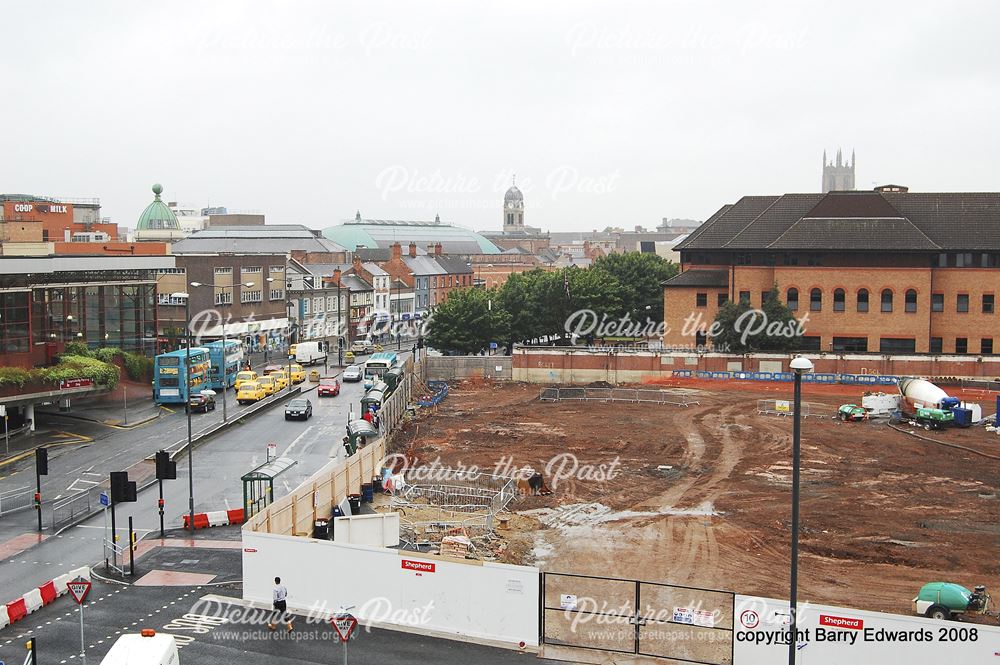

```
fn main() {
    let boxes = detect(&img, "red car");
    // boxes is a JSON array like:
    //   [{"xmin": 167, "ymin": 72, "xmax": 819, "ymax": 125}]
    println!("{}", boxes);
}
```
[{"xmin": 317, "ymin": 378, "xmax": 341, "ymax": 397}]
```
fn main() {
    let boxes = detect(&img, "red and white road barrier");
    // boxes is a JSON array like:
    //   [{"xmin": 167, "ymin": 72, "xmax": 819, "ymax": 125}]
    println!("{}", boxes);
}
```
[
  {"xmin": 183, "ymin": 508, "xmax": 245, "ymax": 530},
  {"xmin": 0, "ymin": 566, "xmax": 90, "ymax": 629}
]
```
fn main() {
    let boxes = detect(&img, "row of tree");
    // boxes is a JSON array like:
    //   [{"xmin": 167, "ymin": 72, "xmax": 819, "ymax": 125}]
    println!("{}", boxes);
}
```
[{"xmin": 425, "ymin": 253, "xmax": 678, "ymax": 354}]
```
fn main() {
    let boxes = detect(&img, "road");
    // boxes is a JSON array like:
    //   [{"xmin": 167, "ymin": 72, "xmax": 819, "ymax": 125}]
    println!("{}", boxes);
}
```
[{"xmin": 0, "ymin": 360, "xmax": 380, "ymax": 598}]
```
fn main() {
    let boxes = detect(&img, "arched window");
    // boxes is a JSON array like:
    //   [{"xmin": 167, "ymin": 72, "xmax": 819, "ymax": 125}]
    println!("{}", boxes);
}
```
[
  {"xmin": 833, "ymin": 288, "xmax": 845, "ymax": 312},
  {"xmin": 786, "ymin": 288, "xmax": 798, "ymax": 311},
  {"xmin": 905, "ymin": 289, "xmax": 917, "ymax": 313},
  {"xmin": 810, "ymin": 288, "xmax": 822, "ymax": 311},
  {"xmin": 881, "ymin": 289, "xmax": 893, "ymax": 312},
  {"xmin": 857, "ymin": 289, "xmax": 869, "ymax": 312}
]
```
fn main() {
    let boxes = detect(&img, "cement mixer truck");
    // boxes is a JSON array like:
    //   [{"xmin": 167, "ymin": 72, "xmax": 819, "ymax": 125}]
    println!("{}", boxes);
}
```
[{"xmin": 898, "ymin": 377, "xmax": 961, "ymax": 429}]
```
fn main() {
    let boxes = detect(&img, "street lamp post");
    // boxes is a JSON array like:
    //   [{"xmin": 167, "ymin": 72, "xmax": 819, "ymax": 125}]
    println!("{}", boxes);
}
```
[
  {"xmin": 787, "ymin": 355, "xmax": 813, "ymax": 665},
  {"xmin": 190, "ymin": 281, "xmax": 255, "ymax": 422},
  {"xmin": 171, "ymin": 291, "xmax": 195, "ymax": 532}
]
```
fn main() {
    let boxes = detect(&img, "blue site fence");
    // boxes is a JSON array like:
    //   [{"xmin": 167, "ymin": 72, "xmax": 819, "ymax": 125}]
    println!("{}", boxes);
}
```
[
  {"xmin": 417, "ymin": 380, "xmax": 449, "ymax": 407},
  {"xmin": 673, "ymin": 370, "xmax": 900, "ymax": 386}
]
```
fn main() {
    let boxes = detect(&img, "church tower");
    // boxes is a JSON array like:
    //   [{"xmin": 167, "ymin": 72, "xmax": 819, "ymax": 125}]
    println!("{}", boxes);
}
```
[
  {"xmin": 503, "ymin": 177, "xmax": 524, "ymax": 234},
  {"xmin": 822, "ymin": 148, "xmax": 856, "ymax": 193}
]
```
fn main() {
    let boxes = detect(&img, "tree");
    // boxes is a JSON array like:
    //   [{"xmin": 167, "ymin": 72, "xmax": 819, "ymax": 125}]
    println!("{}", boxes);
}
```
[
  {"xmin": 425, "ymin": 287, "xmax": 511, "ymax": 355},
  {"xmin": 710, "ymin": 287, "xmax": 802, "ymax": 352},
  {"xmin": 592, "ymin": 253, "xmax": 678, "ymax": 322}
]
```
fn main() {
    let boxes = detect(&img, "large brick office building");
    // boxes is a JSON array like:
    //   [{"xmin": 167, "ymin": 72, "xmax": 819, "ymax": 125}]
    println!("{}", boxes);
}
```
[{"xmin": 664, "ymin": 186, "xmax": 1000, "ymax": 355}]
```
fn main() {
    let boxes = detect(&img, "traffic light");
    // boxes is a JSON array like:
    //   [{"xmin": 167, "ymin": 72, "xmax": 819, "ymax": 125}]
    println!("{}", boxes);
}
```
[
  {"xmin": 35, "ymin": 447, "xmax": 48, "ymax": 475},
  {"xmin": 155, "ymin": 450, "xmax": 176, "ymax": 480},
  {"xmin": 110, "ymin": 471, "xmax": 137, "ymax": 503},
  {"xmin": 338, "ymin": 336, "xmax": 345, "ymax": 348}
]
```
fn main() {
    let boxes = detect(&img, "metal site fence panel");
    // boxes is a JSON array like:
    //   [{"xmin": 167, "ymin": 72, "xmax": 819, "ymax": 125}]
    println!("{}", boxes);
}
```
[
  {"xmin": 425, "ymin": 356, "xmax": 512, "ymax": 381},
  {"xmin": 541, "ymin": 572, "xmax": 735, "ymax": 664},
  {"xmin": 755, "ymin": 400, "xmax": 831, "ymax": 418},
  {"xmin": 539, "ymin": 387, "xmax": 700, "ymax": 407},
  {"xmin": 0, "ymin": 486, "xmax": 34, "ymax": 516}
]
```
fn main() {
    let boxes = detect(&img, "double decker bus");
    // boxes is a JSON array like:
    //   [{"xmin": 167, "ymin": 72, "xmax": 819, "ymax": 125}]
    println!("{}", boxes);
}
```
[
  {"xmin": 204, "ymin": 339, "xmax": 243, "ymax": 391},
  {"xmin": 363, "ymin": 351, "xmax": 399, "ymax": 390},
  {"xmin": 153, "ymin": 347, "xmax": 211, "ymax": 404}
]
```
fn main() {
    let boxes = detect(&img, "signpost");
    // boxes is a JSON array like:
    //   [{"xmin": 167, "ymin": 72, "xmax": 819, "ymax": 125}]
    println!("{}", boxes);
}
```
[
  {"xmin": 266, "ymin": 443, "xmax": 277, "ymax": 463},
  {"xmin": 67, "ymin": 578, "xmax": 91, "ymax": 665},
  {"xmin": 1, "ymin": 404, "xmax": 7, "ymax": 456},
  {"xmin": 330, "ymin": 613, "xmax": 358, "ymax": 664}
]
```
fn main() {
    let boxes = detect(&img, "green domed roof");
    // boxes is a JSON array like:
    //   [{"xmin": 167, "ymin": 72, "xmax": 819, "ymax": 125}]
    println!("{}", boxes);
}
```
[{"xmin": 136, "ymin": 183, "xmax": 180, "ymax": 231}]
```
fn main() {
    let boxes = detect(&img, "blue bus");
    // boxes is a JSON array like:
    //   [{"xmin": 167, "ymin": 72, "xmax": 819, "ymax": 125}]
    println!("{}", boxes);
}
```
[
  {"xmin": 204, "ymin": 339, "xmax": 243, "ymax": 390},
  {"xmin": 153, "ymin": 347, "xmax": 211, "ymax": 404},
  {"xmin": 364, "ymin": 351, "xmax": 399, "ymax": 389}
]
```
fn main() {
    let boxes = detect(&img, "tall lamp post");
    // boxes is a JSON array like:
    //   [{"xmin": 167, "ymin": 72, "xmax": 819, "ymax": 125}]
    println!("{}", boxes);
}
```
[
  {"xmin": 266, "ymin": 277, "xmax": 295, "ymax": 388},
  {"xmin": 190, "ymin": 281, "xmax": 255, "ymax": 422},
  {"xmin": 787, "ymin": 355, "xmax": 813, "ymax": 665},
  {"xmin": 171, "ymin": 291, "xmax": 196, "ymax": 532}
]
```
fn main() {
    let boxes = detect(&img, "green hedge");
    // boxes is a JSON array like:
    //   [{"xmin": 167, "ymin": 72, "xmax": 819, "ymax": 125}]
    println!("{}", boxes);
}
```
[
  {"xmin": 0, "ymin": 355, "xmax": 120, "ymax": 390},
  {"xmin": 0, "ymin": 342, "xmax": 160, "ymax": 390}
]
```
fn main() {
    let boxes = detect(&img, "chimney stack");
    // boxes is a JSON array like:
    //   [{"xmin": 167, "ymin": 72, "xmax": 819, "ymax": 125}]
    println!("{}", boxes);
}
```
[
  {"xmin": 391, "ymin": 242, "xmax": 402, "ymax": 261},
  {"xmin": 352, "ymin": 254, "xmax": 362, "ymax": 274},
  {"xmin": 324, "ymin": 268, "xmax": 342, "ymax": 287},
  {"xmin": 408, "ymin": 242, "xmax": 417, "ymax": 258},
  {"xmin": 434, "ymin": 243, "xmax": 443, "ymax": 256}
]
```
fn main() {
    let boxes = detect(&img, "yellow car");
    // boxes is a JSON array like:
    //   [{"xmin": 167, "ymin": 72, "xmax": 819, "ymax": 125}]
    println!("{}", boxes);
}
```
[
  {"xmin": 288, "ymin": 364, "xmax": 306, "ymax": 384},
  {"xmin": 257, "ymin": 375, "xmax": 277, "ymax": 396},
  {"xmin": 236, "ymin": 382, "xmax": 265, "ymax": 404},
  {"xmin": 271, "ymin": 371, "xmax": 289, "ymax": 390},
  {"xmin": 234, "ymin": 370, "xmax": 258, "ymax": 391},
  {"xmin": 289, "ymin": 344, "xmax": 297, "ymax": 358}
]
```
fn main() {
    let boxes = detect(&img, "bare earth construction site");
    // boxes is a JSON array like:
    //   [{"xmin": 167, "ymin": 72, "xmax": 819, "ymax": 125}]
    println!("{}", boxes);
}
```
[{"xmin": 393, "ymin": 379, "xmax": 1000, "ymax": 616}]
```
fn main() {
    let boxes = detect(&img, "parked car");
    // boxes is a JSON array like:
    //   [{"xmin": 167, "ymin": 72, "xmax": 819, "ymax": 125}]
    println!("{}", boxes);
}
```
[
  {"xmin": 271, "ymin": 371, "xmax": 289, "ymax": 390},
  {"xmin": 257, "ymin": 375, "xmax": 277, "ymax": 396},
  {"xmin": 317, "ymin": 378, "xmax": 341, "ymax": 397},
  {"xmin": 261, "ymin": 364, "xmax": 284, "ymax": 375},
  {"xmin": 288, "ymin": 363, "xmax": 306, "ymax": 383},
  {"xmin": 237, "ymin": 382, "xmax": 265, "ymax": 404},
  {"xmin": 284, "ymin": 398, "xmax": 313, "ymax": 421},
  {"xmin": 234, "ymin": 370, "xmax": 258, "ymax": 391},
  {"xmin": 187, "ymin": 390, "xmax": 216, "ymax": 413},
  {"xmin": 342, "ymin": 365, "xmax": 363, "ymax": 382}
]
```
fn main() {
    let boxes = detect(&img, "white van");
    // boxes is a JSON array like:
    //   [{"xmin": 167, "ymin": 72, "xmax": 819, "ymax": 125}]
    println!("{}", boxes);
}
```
[
  {"xmin": 294, "ymin": 341, "xmax": 327, "ymax": 366},
  {"xmin": 100, "ymin": 631, "xmax": 179, "ymax": 665}
]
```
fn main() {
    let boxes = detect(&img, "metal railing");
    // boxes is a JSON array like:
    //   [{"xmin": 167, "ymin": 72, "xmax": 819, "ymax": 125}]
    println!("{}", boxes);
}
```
[
  {"xmin": 0, "ymin": 486, "xmax": 34, "ymax": 517},
  {"xmin": 539, "ymin": 387, "xmax": 700, "ymax": 407},
  {"xmin": 52, "ymin": 489, "xmax": 93, "ymax": 529}
]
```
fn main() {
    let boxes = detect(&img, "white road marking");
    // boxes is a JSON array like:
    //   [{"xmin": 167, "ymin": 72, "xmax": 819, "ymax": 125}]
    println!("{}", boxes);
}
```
[{"xmin": 281, "ymin": 426, "xmax": 314, "ymax": 457}]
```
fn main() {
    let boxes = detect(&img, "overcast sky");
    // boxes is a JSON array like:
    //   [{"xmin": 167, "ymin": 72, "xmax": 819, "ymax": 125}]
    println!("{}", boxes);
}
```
[{"xmin": 4, "ymin": 1, "xmax": 999, "ymax": 234}]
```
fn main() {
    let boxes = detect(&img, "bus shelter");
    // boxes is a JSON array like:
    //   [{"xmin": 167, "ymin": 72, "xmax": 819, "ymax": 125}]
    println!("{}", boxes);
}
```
[{"xmin": 242, "ymin": 456, "xmax": 297, "ymax": 518}]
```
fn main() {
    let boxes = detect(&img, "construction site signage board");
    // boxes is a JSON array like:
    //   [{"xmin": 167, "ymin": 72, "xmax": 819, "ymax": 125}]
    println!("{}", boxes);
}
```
[
  {"xmin": 734, "ymin": 594, "xmax": 1000, "ymax": 664},
  {"xmin": 67, "ymin": 579, "xmax": 91, "ymax": 604},
  {"xmin": 774, "ymin": 400, "xmax": 791, "ymax": 413},
  {"xmin": 401, "ymin": 559, "xmax": 435, "ymax": 573}
]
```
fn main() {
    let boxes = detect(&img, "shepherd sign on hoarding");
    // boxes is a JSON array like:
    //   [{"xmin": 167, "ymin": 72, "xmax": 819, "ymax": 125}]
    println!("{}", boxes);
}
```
[{"xmin": 734, "ymin": 594, "xmax": 1000, "ymax": 664}]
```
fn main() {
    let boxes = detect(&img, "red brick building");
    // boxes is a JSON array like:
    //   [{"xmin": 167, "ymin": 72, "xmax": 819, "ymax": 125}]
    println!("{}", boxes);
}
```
[{"xmin": 665, "ymin": 187, "xmax": 1000, "ymax": 355}]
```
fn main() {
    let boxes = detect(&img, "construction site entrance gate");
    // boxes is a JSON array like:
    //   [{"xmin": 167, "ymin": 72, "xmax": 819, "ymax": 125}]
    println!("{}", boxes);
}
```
[{"xmin": 541, "ymin": 572, "xmax": 735, "ymax": 664}]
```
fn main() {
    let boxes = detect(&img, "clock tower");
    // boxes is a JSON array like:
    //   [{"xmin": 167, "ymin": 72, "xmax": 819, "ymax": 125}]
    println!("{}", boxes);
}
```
[{"xmin": 502, "ymin": 177, "xmax": 524, "ymax": 234}]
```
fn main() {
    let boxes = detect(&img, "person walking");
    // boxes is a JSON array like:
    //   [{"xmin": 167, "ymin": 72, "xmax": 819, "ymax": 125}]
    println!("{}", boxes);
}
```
[{"xmin": 268, "ymin": 576, "xmax": 293, "ymax": 632}]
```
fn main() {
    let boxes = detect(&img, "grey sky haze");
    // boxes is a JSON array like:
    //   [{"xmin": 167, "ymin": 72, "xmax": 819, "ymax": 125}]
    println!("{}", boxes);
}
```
[{"xmin": 3, "ymin": 1, "xmax": 999, "ymax": 234}]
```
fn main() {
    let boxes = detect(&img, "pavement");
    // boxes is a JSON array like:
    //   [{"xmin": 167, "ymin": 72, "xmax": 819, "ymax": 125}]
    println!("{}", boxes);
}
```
[
  {"xmin": 0, "ymin": 353, "xmax": 387, "ymax": 601},
  {"xmin": 0, "ymin": 525, "xmax": 556, "ymax": 665}
]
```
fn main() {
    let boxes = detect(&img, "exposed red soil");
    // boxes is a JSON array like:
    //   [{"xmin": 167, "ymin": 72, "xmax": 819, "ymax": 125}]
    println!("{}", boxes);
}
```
[{"xmin": 393, "ymin": 379, "xmax": 1000, "ymax": 617}]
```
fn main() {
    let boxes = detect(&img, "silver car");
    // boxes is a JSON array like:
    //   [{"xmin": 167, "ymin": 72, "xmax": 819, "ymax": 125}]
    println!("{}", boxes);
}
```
[{"xmin": 342, "ymin": 364, "xmax": 362, "ymax": 382}]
